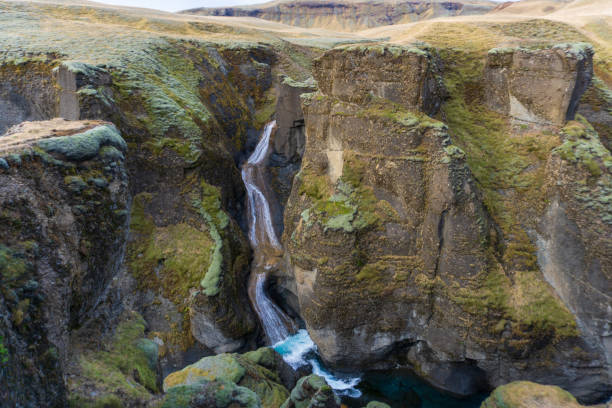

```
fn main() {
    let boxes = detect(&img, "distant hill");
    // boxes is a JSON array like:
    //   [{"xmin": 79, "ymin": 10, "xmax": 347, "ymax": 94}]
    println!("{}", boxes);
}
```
[{"xmin": 181, "ymin": 0, "xmax": 499, "ymax": 32}]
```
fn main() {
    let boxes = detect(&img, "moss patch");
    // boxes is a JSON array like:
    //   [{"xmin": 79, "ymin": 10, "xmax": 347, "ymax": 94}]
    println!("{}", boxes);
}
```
[
  {"xmin": 37, "ymin": 124, "xmax": 126, "ymax": 162},
  {"xmin": 70, "ymin": 312, "xmax": 158, "ymax": 405}
]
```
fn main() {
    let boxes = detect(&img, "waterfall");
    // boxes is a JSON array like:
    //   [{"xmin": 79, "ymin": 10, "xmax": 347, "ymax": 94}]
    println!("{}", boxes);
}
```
[
  {"xmin": 242, "ymin": 120, "xmax": 296, "ymax": 344},
  {"xmin": 242, "ymin": 120, "xmax": 362, "ymax": 398}
]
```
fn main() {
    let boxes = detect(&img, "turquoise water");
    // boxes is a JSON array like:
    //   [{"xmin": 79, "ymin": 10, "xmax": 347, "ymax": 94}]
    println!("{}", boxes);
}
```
[{"xmin": 274, "ymin": 330, "xmax": 486, "ymax": 408}]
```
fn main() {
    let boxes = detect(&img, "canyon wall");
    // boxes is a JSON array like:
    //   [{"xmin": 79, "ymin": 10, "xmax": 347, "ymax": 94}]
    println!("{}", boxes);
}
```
[{"xmin": 282, "ymin": 44, "xmax": 611, "ymax": 403}]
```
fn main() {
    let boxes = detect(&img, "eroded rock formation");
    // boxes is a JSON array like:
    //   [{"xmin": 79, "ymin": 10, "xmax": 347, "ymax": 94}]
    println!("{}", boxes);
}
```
[
  {"xmin": 281, "ymin": 44, "xmax": 611, "ymax": 402},
  {"xmin": 0, "ymin": 119, "xmax": 130, "ymax": 407},
  {"xmin": 484, "ymin": 44, "xmax": 594, "ymax": 125}
]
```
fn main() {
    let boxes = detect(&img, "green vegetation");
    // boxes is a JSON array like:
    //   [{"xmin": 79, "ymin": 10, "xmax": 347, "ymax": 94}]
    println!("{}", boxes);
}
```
[
  {"xmin": 298, "ymin": 154, "xmax": 387, "ymax": 233},
  {"xmin": 481, "ymin": 381, "xmax": 579, "ymax": 408},
  {"xmin": 71, "ymin": 312, "xmax": 158, "ymax": 405},
  {"xmin": 0, "ymin": 336, "xmax": 8, "ymax": 364},
  {"xmin": 553, "ymin": 117, "xmax": 612, "ymax": 225},
  {"xmin": 439, "ymin": 46, "xmax": 578, "ymax": 339},
  {"xmin": 191, "ymin": 181, "xmax": 230, "ymax": 296},
  {"xmin": 129, "ymin": 192, "xmax": 216, "ymax": 304},
  {"xmin": 164, "ymin": 350, "xmax": 286, "ymax": 408},
  {"xmin": 0, "ymin": 245, "xmax": 28, "ymax": 282},
  {"xmin": 37, "ymin": 125, "xmax": 126, "ymax": 162}
]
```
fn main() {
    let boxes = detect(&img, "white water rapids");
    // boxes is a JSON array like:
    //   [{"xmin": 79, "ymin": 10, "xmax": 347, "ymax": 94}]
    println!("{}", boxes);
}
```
[{"xmin": 241, "ymin": 121, "xmax": 362, "ymax": 398}]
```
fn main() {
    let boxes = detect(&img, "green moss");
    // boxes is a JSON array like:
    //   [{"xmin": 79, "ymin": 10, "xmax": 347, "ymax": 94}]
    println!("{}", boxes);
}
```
[
  {"xmin": 481, "ymin": 381, "xmax": 578, "ymax": 408},
  {"xmin": 160, "ymin": 384, "xmax": 201, "ymax": 408},
  {"xmin": 0, "ymin": 245, "xmax": 28, "ymax": 282},
  {"xmin": 69, "ymin": 394, "xmax": 124, "ymax": 408},
  {"xmin": 64, "ymin": 176, "xmax": 88, "ymax": 193},
  {"xmin": 552, "ymin": 117, "xmax": 612, "ymax": 225},
  {"xmin": 147, "ymin": 137, "xmax": 201, "ymax": 163},
  {"xmin": 253, "ymin": 88, "xmax": 277, "ymax": 130},
  {"xmin": 191, "ymin": 181, "xmax": 230, "ymax": 296},
  {"xmin": 37, "ymin": 124, "xmax": 126, "ymax": 162},
  {"xmin": 356, "ymin": 262, "xmax": 387, "ymax": 281},
  {"xmin": 0, "ymin": 336, "xmax": 8, "ymax": 364},
  {"xmin": 72, "ymin": 312, "xmax": 158, "ymax": 404},
  {"xmin": 439, "ymin": 47, "xmax": 578, "ymax": 338}
]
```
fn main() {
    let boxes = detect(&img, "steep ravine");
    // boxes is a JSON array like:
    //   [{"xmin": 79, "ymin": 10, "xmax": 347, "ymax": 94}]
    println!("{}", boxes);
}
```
[{"xmin": 1, "ymin": 29, "xmax": 611, "ymax": 408}]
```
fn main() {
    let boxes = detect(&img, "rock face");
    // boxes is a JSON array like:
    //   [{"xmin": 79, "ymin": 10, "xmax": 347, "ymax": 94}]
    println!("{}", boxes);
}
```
[
  {"xmin": 183, "ymin": 0, "xmax": 497, "ymax": 32},
  {"xmin": 537, "ymin": 118, "xmax": 612, "ymax": 387},
  {"xmin": 484, "ymin": 44, "xmax": 594, "ymax": 125},
  {"xmin": 0, "ymin": 119, "xmax": 130, "ymax": 407},
  {"xmin": 269, "ymin": 76, "xmax": 318, "ymax": 238},
  {"xmin": 313, "ymin": 46, "xmax": 446, "ymax": 115},
  {"xmin": 282, "ymin": 45, "xmax": 611, "ymax": 402}
]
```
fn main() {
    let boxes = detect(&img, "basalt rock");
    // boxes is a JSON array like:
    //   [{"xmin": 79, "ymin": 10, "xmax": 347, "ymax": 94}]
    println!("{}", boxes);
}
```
[
  {"xmin": 484, "ymin": 44, "xmax": 594, "ymax": 126},
  {"xmin": 313, "ymin": 45, "xmax": 446, "ymax": 115},
  {"xmin": 282, "ymin": 45, "xmax": 611, "ymax": 403},
  {"xmin": 0, "ymin": 119, "xmax": 130, "ymax": 407}
]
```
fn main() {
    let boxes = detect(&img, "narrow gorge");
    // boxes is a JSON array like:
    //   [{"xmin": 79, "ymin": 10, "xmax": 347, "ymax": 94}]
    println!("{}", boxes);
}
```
[{"xmin": 0, "ymin": 2, "xmax": 611, "ymax": 408}]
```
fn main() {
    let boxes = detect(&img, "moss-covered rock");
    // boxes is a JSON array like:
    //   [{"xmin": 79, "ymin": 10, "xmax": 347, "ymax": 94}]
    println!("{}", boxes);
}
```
[
  {"xmin": 281, "ymin": 375, "xmax": 340, "ymax": 408},
  {"xmin": 481, "ymin": 381, "xmax": 584, "ymax": 408},
  {"xmin": 164, "ymin": 348, "xmax": 290, "ymax": 408},
  {"xmin": 68, "ymin": 312, "xmax": 160, "ymax": 405},
  {"xmin": 161, "ymin": 380, "xmax": 261, "ymax": 408}
]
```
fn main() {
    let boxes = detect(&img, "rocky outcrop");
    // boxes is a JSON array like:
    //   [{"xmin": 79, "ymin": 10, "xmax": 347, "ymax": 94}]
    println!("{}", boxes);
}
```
[
  {"xmin": 163, "ymin": 347, "xmax": 293, "ymax": 408},
  {"xmin": 0, "ymin": 119, "xmax": 130, "ymax": 407},
  {"xmin": 183, "ymin": 0, "xmax": 497, "ymax": 32},
  {"xmin": 281, "ymin": 45, "xmax": 611, "ymax": 402},
  {"xmin": 484, "ymin": 44, "xmax": 594, "ymax": 125},
  {"xmin": 313, "ymin": 45, "xmax": 445, "ymax": 115},
  {"xmin": 481, "ymin": 381, "xmax": 609, "ymax": 408},
  {"xmin": 269, "ymin": 76, "xmax": 318, "ymax": 242}
]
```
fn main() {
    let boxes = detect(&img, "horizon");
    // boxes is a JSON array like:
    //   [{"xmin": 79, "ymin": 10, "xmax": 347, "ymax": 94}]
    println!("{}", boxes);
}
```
[{"xmin": 95, "ymin": 0, "xmax": 517, "ymax": 13}]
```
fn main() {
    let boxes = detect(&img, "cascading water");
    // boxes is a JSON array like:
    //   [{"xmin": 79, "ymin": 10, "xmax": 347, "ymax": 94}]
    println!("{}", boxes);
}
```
[
  {"xmin": 241, "ymin": 121, "xmax": 363, "ymax": 398},
  {"xmin": 243, "ymin": 121, "xmax": 297, "ymax": 343}
]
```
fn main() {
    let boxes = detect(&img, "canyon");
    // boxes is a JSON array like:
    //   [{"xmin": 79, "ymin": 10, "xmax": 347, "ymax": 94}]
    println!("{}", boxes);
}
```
[{"xmin": 0, "ymin": 0, "xmax": 611, "ymax": 407}]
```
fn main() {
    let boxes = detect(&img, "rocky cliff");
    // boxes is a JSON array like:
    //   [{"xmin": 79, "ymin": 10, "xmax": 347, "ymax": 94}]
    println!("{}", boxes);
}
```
[
  {"xmin": 183, "ymin": 0, "xmax": 497, "ymax": 32},
  {"xmin": 0, "ymin": 119, "xmax": 130, "ymax": 407},
  {"xmin": 281, "ymin": 44, "xmax": 611, "ymax": 403}
]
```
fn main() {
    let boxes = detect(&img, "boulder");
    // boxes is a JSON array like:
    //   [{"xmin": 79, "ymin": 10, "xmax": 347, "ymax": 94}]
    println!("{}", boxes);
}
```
[
  {"xmin": 481, "ymin": 381, "xmax": 605, "ymax": 408},
  {"xmin": 281, "ymin": 375, "xmax": 341, "ymax": 408},
  {"xmin": 164, "ymin": 348, "xmax": 291, "ymax": 408}
]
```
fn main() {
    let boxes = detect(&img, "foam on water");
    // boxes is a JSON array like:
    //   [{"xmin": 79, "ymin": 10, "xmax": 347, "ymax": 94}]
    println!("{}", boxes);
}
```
[{"xmin": 274, "ymin": 329, "xmax": 363, "ymax": 398}]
